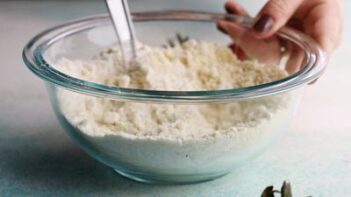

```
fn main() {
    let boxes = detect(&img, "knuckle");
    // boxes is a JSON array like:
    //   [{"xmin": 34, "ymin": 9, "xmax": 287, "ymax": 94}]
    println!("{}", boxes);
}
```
[{"xmin": 268, "ymin": 0, "xmax": 290, "ymax": 16}]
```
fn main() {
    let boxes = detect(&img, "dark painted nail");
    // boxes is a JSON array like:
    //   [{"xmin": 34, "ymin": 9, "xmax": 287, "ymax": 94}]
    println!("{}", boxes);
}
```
[
  {"xmin": 253, "ymin": 14, "xmax": 274, "ymax": 33},
  {"xmin": 216, "ymin": 23, "xmax": 228, "ymax": 35},
  {"xmin": 225, "ymin": 6, "xmax": 235, "ymax": 14}
]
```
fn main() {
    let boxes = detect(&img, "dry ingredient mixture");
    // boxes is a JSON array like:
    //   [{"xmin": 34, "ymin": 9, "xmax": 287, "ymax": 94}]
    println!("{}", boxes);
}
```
[
  {"xmin": 55, "ymin": 40, "xmax": 293, "ymax": 173},
  {"xmin": 56, "ymin": 40, "xmax": 289, "ymax": 141}
]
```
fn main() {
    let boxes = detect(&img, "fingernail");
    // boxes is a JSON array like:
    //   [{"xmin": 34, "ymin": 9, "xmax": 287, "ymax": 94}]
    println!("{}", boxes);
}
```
[
  {"xmin": 253, "ymin": 14, "xmax": 274, "ymax": 33},
  {"xmin": 229, "ymin": 44, "xmax": 246, "ymax": 61},
  {"xmin": 216, "ymin": 23, "xmax": 228, "ymax": 35},
  {"xmin": 225, "ymin": 6, "xmax": 234, "ymax": 14}
]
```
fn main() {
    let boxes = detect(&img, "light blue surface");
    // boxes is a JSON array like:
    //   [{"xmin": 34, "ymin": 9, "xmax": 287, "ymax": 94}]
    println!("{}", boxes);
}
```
[{"xmin": 0, "ymin": 0, "xmax": 350, "ymax": 196}]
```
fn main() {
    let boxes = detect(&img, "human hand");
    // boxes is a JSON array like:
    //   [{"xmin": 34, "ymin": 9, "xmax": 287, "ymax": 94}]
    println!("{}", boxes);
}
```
[{"xmin": 217, "ymin": 0, "xmax": 343, "ymax": 73}]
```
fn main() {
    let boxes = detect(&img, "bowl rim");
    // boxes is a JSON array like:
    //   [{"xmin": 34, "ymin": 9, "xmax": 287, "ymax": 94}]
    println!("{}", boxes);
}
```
[{"xmin": 22, "ymin": 10, "xmax": 327, "ymax": 103}]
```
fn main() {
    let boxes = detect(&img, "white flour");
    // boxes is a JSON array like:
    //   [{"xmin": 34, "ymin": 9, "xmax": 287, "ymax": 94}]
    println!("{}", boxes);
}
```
[{"xmin": 55, "ymin": 40, "xmax": 294, "ymax": 174}]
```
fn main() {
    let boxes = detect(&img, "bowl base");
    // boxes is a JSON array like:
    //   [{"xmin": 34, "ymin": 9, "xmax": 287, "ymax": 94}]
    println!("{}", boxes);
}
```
[{"xmin": 114, "ymin": 168, "xmax": 229, "ymax": 185}]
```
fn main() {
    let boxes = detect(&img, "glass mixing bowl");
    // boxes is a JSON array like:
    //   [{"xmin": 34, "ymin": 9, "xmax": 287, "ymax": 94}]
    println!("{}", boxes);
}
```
[{"xmin": 23, "ymin": 11, "xmax": 326, "ymax": 184}]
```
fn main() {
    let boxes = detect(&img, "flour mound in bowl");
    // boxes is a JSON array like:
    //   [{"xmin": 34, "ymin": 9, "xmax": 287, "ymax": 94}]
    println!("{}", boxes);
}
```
[{"xmin": 55, "ymin": 40, "xmax": 290, "ymax": 142}]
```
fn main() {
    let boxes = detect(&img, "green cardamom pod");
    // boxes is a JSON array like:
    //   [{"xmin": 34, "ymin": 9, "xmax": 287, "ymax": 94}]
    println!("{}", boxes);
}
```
[
  {"xmin": 261, "ymin": 186, "xmax": 275, "ymax": 197},
  {"xmin": 281, "ymin": 181, "xmax": 293, "ymax": 197}
]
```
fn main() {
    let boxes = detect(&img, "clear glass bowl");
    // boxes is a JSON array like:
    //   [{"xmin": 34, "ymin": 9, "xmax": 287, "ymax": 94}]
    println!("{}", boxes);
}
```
[{"xmin": 23, "ymin": 11, "xmax": 326, "ymax": 184}]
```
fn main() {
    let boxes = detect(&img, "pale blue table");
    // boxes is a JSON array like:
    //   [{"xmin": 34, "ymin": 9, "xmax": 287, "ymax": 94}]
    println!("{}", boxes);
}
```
[{"xmin": 1, "ymin": 1, "xmax": 350, "ymax": 196}]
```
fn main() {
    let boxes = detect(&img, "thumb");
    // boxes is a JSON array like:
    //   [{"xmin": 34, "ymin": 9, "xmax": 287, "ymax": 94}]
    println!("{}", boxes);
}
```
[{"xmin": 253, "ymin": 0, "xmax": 303, "ymax": 38}]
